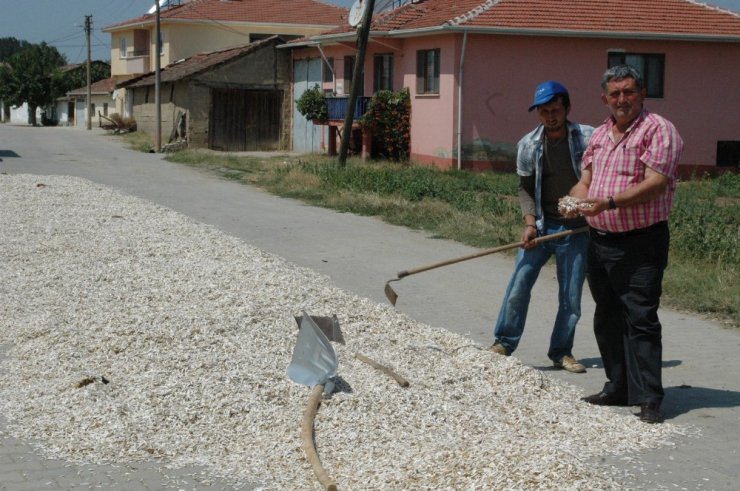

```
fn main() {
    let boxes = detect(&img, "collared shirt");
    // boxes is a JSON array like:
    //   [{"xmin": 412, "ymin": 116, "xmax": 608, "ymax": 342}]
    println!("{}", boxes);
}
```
[
  {"xmin": 582, "ymin": 109, "xmax": 684, "ymax": 232},
  {"xmin": 517, "ymin": 121, "xmax": 594, "ymax": 232}
]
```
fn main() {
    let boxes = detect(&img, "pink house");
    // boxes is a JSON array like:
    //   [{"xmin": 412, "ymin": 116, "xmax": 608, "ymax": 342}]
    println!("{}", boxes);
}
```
[{"xmin": 290, "ymin": 0, "xmax": 740, "ymax": 174}]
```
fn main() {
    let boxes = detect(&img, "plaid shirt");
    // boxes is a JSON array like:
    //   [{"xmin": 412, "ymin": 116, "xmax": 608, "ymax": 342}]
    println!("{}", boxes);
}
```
[{"xmin": 582, "ymin": 109, "xmax": 684, "ymax": 232}]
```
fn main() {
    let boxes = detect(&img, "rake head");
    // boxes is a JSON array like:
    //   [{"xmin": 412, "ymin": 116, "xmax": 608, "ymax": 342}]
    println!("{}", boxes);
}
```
[{"xmin": 384, "ymin": 278, "xmax": 400, "ymax": 306}]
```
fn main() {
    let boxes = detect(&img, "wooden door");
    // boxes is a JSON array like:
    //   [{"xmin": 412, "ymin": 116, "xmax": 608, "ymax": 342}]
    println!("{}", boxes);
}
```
[
  {"xmin": 245, "ymin": 90, "xmax": 281, "ymax": 151},
  {"xmin": 210, "ymin": 89, "xmax": 248, "ymax": 151}
]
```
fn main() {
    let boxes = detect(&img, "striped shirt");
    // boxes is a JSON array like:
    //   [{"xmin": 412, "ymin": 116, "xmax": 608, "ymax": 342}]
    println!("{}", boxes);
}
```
[{"xmin": 582, "ymin": 109, "xmax": 684, "ymax": 232}]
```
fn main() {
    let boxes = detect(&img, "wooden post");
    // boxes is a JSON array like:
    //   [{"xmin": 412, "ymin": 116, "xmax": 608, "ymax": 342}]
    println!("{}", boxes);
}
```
[{"xmin": 338, "ymin": 0, "xmax": 375, "ymax": 167}]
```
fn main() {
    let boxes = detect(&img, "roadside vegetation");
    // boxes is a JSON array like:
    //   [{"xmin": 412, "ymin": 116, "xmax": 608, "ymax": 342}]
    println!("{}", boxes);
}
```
[{"xmin": 120, "ymin": 135, "xmax": 739, "ymax": 327}]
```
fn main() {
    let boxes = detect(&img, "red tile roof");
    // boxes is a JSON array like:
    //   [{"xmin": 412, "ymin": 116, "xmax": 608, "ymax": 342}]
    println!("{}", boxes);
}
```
[
  {"xmin": 314, "ymin": 0, "xmax": 740, "ymax": 39},
  {"xmin": 104, "ymin": 0, "xmax": 348, "ymax": 31},
  {"xmin": 117, "ymin": 36, "xmax": 280, "ymax": 88},
  {"xmin": 68, "ymin": 77, "xmax": 118, "ymax": 95}
]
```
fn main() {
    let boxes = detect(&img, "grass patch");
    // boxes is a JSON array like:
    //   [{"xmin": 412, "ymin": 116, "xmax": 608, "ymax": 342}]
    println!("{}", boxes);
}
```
[
  {"xmin": 117, "ymin": 130, "xmax": 155, "ymax": 153},
  {"xmin": 162, "ymin": 149, "xmax": 739, "ymax": 327}
]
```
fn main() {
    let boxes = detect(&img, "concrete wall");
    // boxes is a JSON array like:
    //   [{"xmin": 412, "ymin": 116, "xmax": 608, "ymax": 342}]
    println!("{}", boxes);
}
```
[
  {"xmin": 128, "ymin": 83, "xmax": 184, "ymax": 144},
  {"xmin": 7, "ymin": 103, "xmax": 41, "ymax": 125}
]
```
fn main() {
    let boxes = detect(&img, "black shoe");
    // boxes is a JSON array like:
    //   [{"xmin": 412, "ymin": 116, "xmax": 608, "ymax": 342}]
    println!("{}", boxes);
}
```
[
  {"xmin": 638, "ymin": 402, "xmax": 664, "ymax": 423},
  {"xmin": 581, "ymin": 391, "xmax": 628, "ymax": 406}
]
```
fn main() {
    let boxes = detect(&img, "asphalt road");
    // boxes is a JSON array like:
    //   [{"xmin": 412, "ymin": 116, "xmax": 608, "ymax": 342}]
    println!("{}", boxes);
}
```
[{"xmin": 1, "ymin": 124, "xmax": 739, "ymax": 490}]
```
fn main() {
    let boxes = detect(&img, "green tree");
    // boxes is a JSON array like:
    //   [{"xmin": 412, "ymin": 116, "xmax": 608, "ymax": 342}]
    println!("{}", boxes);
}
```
[
  {"xmin": 0, "ymin": 42, "xmax": 66, "ymax": 125},
  {"xmin": 0, "ymin": 37, "xmax": 32, "ymax": 61},
  {"xmin": 52, "ymin": 61, "xmax": 110, "ymax": 96}
]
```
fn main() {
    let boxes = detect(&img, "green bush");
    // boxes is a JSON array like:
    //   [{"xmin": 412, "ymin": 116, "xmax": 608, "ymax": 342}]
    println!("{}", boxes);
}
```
[
  {"xmin": 361, "ymin": 88, "xmax": 411, "ymax": 161},
  {"xmin": 296, "ymin": 84, "xmax": 327, "ymax": 122},
  {"xmin": 670, "ymin": 173, "xmax": 740, "ymax": 265}
]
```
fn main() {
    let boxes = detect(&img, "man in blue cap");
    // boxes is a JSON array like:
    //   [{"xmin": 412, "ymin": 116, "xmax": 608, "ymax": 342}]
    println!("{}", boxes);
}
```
[{"xmin": 490, "ymin": 81, "xmax": 593, "ymax": 373}]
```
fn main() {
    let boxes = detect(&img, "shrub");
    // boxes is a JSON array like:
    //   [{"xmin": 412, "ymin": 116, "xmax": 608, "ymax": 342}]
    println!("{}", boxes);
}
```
[
  {"xmin": 296, "ymin": 84, "xmax": 328, "ymax": 122},
  {"xmin": 361, "ymin": 88, "xmax": 410, "ymax": 161},
  {"xmin": 106, "ymin": 113, "xmax": 137, "ymax": 132}
]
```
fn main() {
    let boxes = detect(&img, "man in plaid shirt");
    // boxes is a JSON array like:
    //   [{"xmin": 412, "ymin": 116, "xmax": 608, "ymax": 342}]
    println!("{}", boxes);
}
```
[{"xmin": 566, "ymin": 65, "xmax": 684, "ymax": 424}]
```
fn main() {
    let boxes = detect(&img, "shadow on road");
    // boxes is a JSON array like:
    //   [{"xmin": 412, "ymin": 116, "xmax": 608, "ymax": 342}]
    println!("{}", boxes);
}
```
[{"xmin": 663, "ymin": 385, "xmax": 740, "ymax": 418}]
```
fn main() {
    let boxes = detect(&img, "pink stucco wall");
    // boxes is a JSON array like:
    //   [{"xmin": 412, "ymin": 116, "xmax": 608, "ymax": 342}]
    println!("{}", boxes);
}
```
[
  {"xmin": 293, "ymin": 32, "xmax": 740, "ymax": 170},
  {"xmin": 459, "ymin": 34, "xmax": 740, "ymax": 171}
]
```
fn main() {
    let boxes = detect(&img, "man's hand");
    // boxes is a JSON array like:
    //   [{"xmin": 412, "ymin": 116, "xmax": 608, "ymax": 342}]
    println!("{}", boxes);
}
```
[{"xmin": 521, "ymin": 225, "xmax": 538, "ymax": 249}]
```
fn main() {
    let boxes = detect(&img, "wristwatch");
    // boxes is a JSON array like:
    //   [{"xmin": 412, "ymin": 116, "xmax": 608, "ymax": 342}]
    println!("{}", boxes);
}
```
[{"xmin": 608, "ymin": 196, "xmax": 617, "ymax": 210}]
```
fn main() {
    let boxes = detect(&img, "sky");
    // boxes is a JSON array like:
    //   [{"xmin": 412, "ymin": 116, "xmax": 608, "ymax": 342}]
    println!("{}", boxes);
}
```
[{"xmin": 0, "ymin": 0, "xmax": 738, "ymax": 64}]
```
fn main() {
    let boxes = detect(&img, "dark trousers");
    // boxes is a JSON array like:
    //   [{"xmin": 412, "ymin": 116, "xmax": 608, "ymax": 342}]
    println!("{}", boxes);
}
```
[{"xmin": 586, "ymin": 222, "xmax": 669, "ymax": 406}]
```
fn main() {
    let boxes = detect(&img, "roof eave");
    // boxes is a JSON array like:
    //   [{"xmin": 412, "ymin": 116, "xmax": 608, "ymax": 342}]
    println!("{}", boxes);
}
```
[
  {"xmin": 281, "ymin": 24, "xmax": 740, "ymax": 46},
  {"xmin": 443, "ymin": 25, "xmax": 740, "ymax": 43},
  {"xmin": 105, "ymin": 18, "xmax": 341, "ymax": 32}
]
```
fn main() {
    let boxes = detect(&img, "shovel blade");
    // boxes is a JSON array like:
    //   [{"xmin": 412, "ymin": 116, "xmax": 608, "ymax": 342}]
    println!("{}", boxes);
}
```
[{"xmin": 287, "ymin": 312, "xmax": 338, "ymax": 388}]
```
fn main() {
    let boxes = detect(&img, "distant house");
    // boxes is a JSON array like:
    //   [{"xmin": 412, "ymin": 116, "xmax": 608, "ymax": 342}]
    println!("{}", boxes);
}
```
[
  {"xmin": 103, "ymin": 0, "xmax": 348, "ymax": 117},
  {"xmin": 56, "ymin": 77, "xmax": 117, "ymax": 128},
  {"xmin": 117, "ymin": 37, "xmax": 290, "ymax": 151},
  {"xmin": 289, "ymin": 0, "xmax": 740, "ymax": 172}
]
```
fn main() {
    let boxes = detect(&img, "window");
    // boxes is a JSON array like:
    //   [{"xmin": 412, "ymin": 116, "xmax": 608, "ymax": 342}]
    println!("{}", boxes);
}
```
[
  {"xmin": 119, "ymin": 38, "xmax": 127, "ymax": 58},
  {"xmin": 608, "ymin": 52, "xmax": 664, "ymax": 98},
  {"xmin": 416, "ymin": 49, "xmax": 440, "ymax": 95},
  {"xmin": 103, "ymin": 103, "xmax": 108, "ymax": 116},
  {"xmin": 323, "ymin": 57, "xmax": 334, "ymax": 84},
  {"xmin": 373, "ymin": 53, "xmax": 393, "ymax": 92},
  {"xmin": 717, "ymin": 141, "xmax": 740, "ymax": 167},
  {"xmin": 343, "ymin": 56, "xmax": 364, "ymax": 95}
]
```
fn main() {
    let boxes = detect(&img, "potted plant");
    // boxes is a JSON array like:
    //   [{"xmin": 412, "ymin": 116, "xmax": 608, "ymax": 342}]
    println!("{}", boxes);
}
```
[{"xmin": 296, "ymin": 84, "xmax": 328, "ymax": 124}]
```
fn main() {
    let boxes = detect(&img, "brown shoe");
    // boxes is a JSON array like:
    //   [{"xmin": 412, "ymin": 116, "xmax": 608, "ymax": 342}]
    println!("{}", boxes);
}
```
[
  {"xmin": 489, "ymin": 342, "xmax": 510, "ymax": 356},
  {"xmin": 554, "ymin": 355, "xmax": 586, "ymax": 373},
  {"xmin": 638, "ymin": 402, "xmax": 664, "ymax": 423}
]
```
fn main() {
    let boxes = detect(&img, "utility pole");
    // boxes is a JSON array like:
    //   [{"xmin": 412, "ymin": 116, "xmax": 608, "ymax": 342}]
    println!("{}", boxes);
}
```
[
  {"xmin": 85, "ymin": 15, "xmax": 92, "ymax": 130},
  {"xmin": 154, "ymin": 1, "xmax": 162, "ymax": 152},
  {"xmin": 338, "ymin": 0, "xmax": 375, "ymax": 167}
]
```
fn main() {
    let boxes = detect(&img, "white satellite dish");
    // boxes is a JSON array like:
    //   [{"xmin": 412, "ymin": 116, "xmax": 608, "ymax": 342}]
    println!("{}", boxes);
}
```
[
  {"xmin": 348, "ymin": 0, "xmax": 368, "ymax": 27},
  {"xmin": 148, "ymin": 0, "xmax": 182, "ymax": 14},
  {"xmin": 148, "ymin": 0, "xmax": 165, "ymax": 14}
]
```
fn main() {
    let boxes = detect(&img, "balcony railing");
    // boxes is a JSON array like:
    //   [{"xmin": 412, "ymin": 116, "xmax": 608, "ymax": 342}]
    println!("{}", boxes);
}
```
[{"xmin": 326, "ymin": 96, "xmax": 371, "ymax": 121}]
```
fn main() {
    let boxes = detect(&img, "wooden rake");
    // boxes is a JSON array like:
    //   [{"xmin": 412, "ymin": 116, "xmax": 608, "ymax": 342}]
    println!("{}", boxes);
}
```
[{"xmin": 384, "ymin": 227, "xmax": 588, "ymax": 306}]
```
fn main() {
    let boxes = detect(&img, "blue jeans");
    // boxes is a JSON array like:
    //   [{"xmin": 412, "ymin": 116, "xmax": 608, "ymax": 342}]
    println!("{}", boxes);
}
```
[{"xmin": 493, "ymin": 222, "xmax": 588, "ymax": 361}]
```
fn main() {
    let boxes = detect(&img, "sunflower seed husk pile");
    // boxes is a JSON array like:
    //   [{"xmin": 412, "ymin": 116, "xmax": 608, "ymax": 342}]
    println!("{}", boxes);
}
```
[
  {"xmin": 0, "ymin": 174, "xmax": 689, "ymax": 490},
  {"xmin": 558, "ymin": 195, "xmax": 594, "ymax": 216}
]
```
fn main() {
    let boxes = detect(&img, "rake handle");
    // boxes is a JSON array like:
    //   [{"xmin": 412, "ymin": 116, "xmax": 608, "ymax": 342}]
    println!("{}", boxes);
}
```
[{"xmin": 396, "ymin": 227, "xmax": 588, "ymax": 279}]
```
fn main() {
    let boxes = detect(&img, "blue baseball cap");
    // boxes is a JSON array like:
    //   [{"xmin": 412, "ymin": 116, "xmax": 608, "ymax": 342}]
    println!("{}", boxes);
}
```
[{"xmin": 528, "ymin": 80, "xmax": 569, "ymax": 112}]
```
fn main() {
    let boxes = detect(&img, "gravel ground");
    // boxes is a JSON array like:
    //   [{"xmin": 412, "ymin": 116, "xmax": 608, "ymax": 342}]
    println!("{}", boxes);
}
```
[{"xmin": 0, "ymin": 174, "xmax": 692, "ymax": 490}]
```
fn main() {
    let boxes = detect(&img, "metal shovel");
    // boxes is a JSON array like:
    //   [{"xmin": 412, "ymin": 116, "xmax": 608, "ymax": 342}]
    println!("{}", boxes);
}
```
[
  {"xmin": 288, "ymin": 313, "xmax": 340, "ymax": 491},
  {"xmin": 384, "ymin": 227, "xmax": 588, "ymax": 306},
  {"xmin": 287, "ymin": 312, "xmax": 338, "ymax": 394}
]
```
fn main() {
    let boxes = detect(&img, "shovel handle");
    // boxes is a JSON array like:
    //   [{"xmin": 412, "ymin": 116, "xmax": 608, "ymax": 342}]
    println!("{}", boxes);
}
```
[
  {"xmin": 301, "ymin": 384, "xmax": 338, "ymax": 491},
  {"xmin": 397, "ymin": 226, "xmax": 588, "ymax": 278}
]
